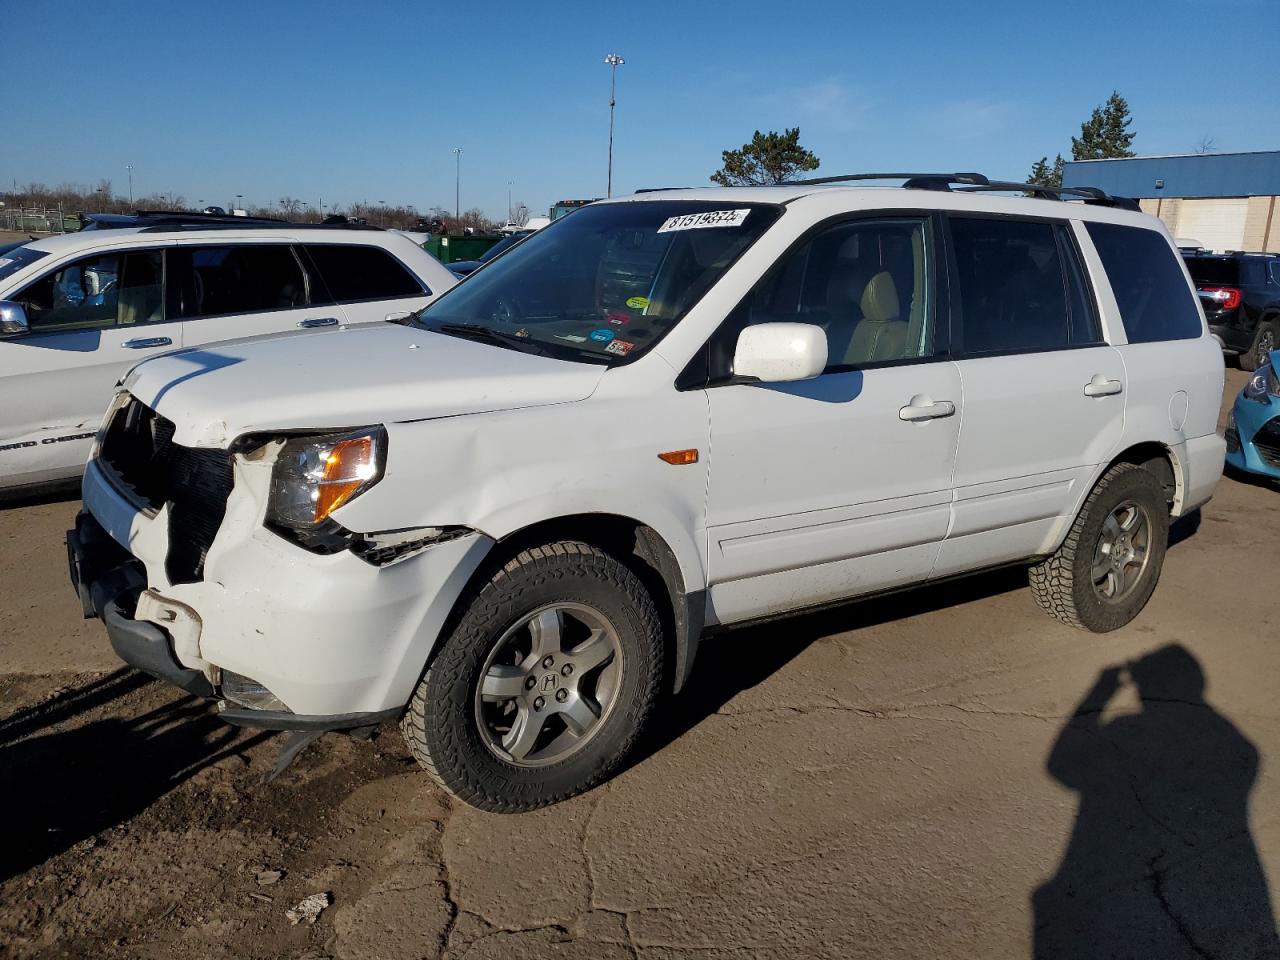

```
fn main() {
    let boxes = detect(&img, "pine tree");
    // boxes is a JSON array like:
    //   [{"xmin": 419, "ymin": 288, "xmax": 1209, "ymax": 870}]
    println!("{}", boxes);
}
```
[
  {"xmin": 1071, "ymin": 92, "xmax": 1136, "ymax": 161},
  {"xmin": 1028, "ymin": 154, "xmax": 1065, "ymax": 188},
  {"xmin": 711, "ymin": 128, "xmax": 820, "ymax": 186}
]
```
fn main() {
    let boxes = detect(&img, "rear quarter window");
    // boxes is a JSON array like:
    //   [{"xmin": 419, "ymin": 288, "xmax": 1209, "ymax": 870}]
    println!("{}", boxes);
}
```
[
  {"xmin": 304, "ymin": 245, "xmax": 425, "ymax": 302},
  {"xmin": 1085, "ymin": 222, "xmax": 1202, "ymax": 343}
]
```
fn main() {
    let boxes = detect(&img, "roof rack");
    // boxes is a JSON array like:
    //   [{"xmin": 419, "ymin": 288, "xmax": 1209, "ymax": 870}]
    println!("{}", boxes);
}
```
[
  {"xmin": 790, "ymin": 172, "xmax": 990, "ymax": 189},
  {"xmin": 956, "ymin": 181, "xmax": 1141, "ymax": 211},
  {"xmin": 136, "ymin": 216, "xmax": 383, "ymax": 233}
]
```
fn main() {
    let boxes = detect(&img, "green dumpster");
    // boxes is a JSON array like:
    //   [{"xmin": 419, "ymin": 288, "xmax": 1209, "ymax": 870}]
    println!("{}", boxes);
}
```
[{"xmin": 423, "ymin": 234, "xmax": 504, "ymax": 264}]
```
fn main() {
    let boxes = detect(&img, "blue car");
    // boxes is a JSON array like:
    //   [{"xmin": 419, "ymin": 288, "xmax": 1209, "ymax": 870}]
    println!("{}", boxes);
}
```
[{"xmin": 1227, "ymin": 352, "xmax": 1280, "ymax": 480}]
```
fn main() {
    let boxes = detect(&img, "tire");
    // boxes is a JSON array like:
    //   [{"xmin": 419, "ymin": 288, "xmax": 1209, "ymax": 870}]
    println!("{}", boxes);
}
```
[
  {"xmin": 401, "ymin": 541, "xmax": 663, "ymax": 813},
  {"xmin": 1242, "ymin": 320, "xmax": 1278, "ymax": 372},
  {"xmin": 1028, "ymin": 463, "xmax": 1170, "ymax": 633}
]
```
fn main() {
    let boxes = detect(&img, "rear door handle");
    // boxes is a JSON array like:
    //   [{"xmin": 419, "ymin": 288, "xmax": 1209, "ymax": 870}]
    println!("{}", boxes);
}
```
[
  {"xmin": 297, "ymin": 316, "xmax": 340, "ymax": 328},
  {"xmin": 899, "ymin": 397, "xmax": 956, "ymax": 422},
  {"xmin": 122, "ymin": 336, "xmax": 172, "ymax": 349},
  {"xmin": 1083, "ymin": 375, "xmax": 1123, "ymax": 398}
]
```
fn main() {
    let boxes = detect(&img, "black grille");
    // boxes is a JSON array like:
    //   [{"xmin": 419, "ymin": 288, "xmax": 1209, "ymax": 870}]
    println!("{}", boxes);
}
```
[
  {"xmin": 1225, "ymin": 426, "xmax": 1241, "ymax": 453},
  {"xmin": 1253, "ymin": 417, "xmax": 1280, "ymax": 469},
  {"xmin": 99, "ymin": 398, "xmax": 234, "ymax": 584}
]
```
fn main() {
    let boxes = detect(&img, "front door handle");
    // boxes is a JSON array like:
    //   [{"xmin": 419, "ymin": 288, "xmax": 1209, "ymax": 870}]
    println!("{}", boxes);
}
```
[
  {"xmin": 297, "ymin": 316, "xmax": 340, "ymax": 328},
  {"xmin": 1083, "ymin": 375, "xmax": 1123, "ymax": 398},
  {"xmin": 899, "ymin": 396, "xmax": 957, "ymax": 422},
  {"xmin": 122, "ymin": 336, "xmax": 172, "ymax": 349}
]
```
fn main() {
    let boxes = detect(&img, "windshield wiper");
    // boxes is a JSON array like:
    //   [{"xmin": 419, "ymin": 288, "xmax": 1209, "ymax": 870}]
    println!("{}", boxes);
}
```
[
  {"xmin": 434, "ymin": 322, "xmax": 553, "ymax": 356},
  {"xmin": 434, "ymin": 322, "xmax": 611, "ymax": 365}
]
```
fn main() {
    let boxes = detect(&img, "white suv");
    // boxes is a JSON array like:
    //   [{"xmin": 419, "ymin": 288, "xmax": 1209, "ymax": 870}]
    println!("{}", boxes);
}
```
[
  {"xmin": 68, "ymin": 174, "xmax": 1226, "ymax": 812},
  {"xmin": 0, "ymin": 215, "xmax": 456, "ymax": 494}
]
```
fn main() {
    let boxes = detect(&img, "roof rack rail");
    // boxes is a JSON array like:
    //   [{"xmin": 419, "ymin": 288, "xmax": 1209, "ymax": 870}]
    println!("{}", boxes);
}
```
[
  {"xmin": 138, "ymin": 218, "xmax": 383, "ymax": 233},
  {"xmin": 957, "ymin": 181, "xmax": 1141, "ymax": 211},
  {"xmin": 790, "ymin": 172, "xmax": 990, "ymax": 189}
]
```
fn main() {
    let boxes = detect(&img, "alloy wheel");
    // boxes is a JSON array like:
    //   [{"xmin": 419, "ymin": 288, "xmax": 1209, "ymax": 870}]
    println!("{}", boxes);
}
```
[
  {"xmin": 473, "ymin": 603, "xmax": 623, "ymax": 767},
  {"xmin": 1091, "ymin": 500, "xmax": 1153, "ymax": 603}
]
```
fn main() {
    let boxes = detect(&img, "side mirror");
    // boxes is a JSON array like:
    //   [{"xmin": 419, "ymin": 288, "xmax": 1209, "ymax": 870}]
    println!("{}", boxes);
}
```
[
  {"xmin": 0, "ymin": 301, "xmax": 29, "ymax": 338},
  {"xmin": 733, "ymin": 322, "xmax": 827, "ymax": 383}
]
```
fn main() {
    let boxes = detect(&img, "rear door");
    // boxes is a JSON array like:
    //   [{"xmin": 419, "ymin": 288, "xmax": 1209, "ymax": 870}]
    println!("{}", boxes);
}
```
[
  {"xmin": 0, "ymin": 245, "xmax": 179, "ymax": 487},
  {"xmin": 703, "ymin": 213, "xmax": 962, "ymax": 624},
  {"xmin": 300, "ymin": 243, "xmax": 431, "ymax": 325},
  {"xmin": 169, "ymin": 241, "xmax": 345, "ymax": 346},
  {"xmin": 936, "ymin": 215, "xmax": 1125, "ymax": 577}
]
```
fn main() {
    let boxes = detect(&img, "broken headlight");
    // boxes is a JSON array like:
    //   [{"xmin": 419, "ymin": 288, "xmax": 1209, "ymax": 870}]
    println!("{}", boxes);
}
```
[{"xmin": 233, "ymin": 427, "xmax": 385, "ymax": 551}]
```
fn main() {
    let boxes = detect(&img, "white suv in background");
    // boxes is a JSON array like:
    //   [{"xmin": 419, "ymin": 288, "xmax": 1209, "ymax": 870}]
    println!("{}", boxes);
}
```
[
  {"xmin": 68, "ymin": 174, "xmax": 1225, "ymax": 812},
  {"xmin": 0, "ymin": 214, "xmax": 456, "ymax": 494}
]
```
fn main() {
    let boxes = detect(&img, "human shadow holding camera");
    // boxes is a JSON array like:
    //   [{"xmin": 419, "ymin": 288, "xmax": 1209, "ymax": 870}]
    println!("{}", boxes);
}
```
[{"xmin": 1033, "ymin": 644, "xmax": 1279, "ymax": 959}]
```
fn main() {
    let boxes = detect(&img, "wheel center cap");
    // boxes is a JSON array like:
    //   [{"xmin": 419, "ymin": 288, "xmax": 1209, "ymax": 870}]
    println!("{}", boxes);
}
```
[{"xmin": 539, "ymin": 673, "xmax": 558, "ymax": 693}]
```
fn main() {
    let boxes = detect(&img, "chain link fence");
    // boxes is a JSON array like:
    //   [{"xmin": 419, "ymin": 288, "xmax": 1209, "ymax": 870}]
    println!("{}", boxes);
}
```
[{"xmin": 0, "ymin": 206, "xmax": 80, "ymax": 234}]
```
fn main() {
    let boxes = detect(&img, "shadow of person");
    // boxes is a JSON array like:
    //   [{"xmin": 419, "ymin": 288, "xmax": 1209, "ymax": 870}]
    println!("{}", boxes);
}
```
[{"xmin": 1033, "ymin": 644, "xmax": 1279, "ymax": 959}]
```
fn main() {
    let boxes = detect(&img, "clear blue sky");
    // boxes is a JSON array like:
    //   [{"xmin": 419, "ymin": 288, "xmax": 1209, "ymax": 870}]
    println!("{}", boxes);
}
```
[{"xmin": 5, "ymin": 0, "xmax": 1277, "ymax": 219}]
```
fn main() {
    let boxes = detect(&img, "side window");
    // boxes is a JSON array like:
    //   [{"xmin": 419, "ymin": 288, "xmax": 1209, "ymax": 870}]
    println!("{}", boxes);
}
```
[
  {"xmin": 170, "ymin": 245, "xmax": 305, "ymax": 319},
  {"xmin": 710, "ymin": 217, "xmax": 937, "ymax": 378},
  {"xmin": 17, "ymin": 250, "xmax": 164, "ymax": 332},
  {"xmin": 1270, "ymin": 261, "xmax": 1280, "ymax": 286},
  {"xmin": 1084, "ymin": 222, "xmax": 1202, "ymax": 343},
  {"xmin": 949, "ymin": 217, "xmax": 1078, "ymax": 355},
  {"xmin": 303, "ymin": 245, "xmax": 425, "ymax": 303}
]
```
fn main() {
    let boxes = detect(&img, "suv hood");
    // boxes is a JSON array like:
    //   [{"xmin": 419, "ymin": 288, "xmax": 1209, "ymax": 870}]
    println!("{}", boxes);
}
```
[{"xmin": 122, "ymin": 323, "xmax": 605, "ymax": 447}]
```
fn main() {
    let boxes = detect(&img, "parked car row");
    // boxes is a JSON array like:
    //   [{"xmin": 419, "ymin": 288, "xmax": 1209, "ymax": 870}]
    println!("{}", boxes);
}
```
[
  {"xmin": 60, "ymin": 172, "xmax": 1228, "ymax": 812},
  {"xmin": 0, "ymin": 211, "xmax": 457, "ymax": 494}
]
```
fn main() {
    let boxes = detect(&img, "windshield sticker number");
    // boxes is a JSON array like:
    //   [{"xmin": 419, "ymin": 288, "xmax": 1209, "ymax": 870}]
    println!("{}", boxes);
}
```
[
  {"xmin": 607, "ymin": 313, "xmax": 629, "ymax": 325},
  {"xmin": 604, "ymin": 339, "xmax": 635, "ymax": 356},
  {"xmin": 625, "ymin": 296, "xmax": 649, "ymax": 310},
  {"xmin": 590, "ymin": 328, "xmax": 615, "ymax": 343},
  {"xmin": 656, "ymin": 209, "xmax": 750, "ymax": 234}
]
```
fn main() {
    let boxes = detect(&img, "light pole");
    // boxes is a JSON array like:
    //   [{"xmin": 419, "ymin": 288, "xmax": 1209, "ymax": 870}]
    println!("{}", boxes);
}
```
[
  {"xmin": 126, "ymin": 164, "xmax": 133, "ymax": 208},
  {"xmin": 507, "ymin": 179, "xmax": 513, "ymax": 223},
  {"xmin": 235, "ymin": 194, "xmax": 243, "ymax": 214},
  {"xmin": 452, "ymin": 148, "xmax": 462, "ymax": 222},
  {"xmin": 604, "ymin": 53, "xmax": 625, "ymax": 198},
  {"xmin": 378, "ymin": 199, "xmax": 386, "ymax": 226}
]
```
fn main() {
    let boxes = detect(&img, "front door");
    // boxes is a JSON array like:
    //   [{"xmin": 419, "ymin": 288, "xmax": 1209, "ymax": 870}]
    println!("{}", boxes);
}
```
[
  {"xmin": 936, "ymin": 215, "xmax": 1126, "ymax": 577},
  {"xmin": 0, "ymin": 246, "xmax": 180, "ymax": 488},
  {"xmin": 702, "ymin": 214, "xmax": 962, "ymax": 624}
]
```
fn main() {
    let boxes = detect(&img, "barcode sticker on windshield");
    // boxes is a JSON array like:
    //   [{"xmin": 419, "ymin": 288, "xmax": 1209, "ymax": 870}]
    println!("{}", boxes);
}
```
[{"xmin": 657, "ymin": 209, "xmax": 750, "ymax": 233}]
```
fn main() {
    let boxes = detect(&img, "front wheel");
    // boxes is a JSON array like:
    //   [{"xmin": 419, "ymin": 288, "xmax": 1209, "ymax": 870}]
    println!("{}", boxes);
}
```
[
  {"xmin": 401, "ymin": 541, "xmax": 663, "ymax": 812},
  {"xmin": 1028, "ymin": 463, "xmax": 1170, "ymax": 633}
]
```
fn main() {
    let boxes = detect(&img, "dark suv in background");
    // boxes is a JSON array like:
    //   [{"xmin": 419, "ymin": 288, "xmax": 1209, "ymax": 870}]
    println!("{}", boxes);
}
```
[{"xmin": 1183, "ymin": 252, "xmax": 1280, "ymax": 369}]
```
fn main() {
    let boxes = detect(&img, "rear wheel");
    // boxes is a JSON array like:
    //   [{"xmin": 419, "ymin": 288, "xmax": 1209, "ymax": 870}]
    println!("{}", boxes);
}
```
[
  {"xmin": 1242, "ymin": 320, "xmax": 1278, "ymax": 372},
  {"xmin": 401, "ymin": 541, "xmax": 663, "ymax": 812},
  {"xmin": 1028, "ymin": 463, "xmax": 1170, "ymax": 632}
]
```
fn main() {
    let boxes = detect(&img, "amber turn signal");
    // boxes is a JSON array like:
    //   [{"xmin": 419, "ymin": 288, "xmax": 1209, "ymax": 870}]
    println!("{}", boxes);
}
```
[
  {"xmin": 657, "ymin": 448, "xmax": 699, "ymax": 465},
  {"xmin": 314, "ymin": 435, "xmax": 378, "ymax": 521}
]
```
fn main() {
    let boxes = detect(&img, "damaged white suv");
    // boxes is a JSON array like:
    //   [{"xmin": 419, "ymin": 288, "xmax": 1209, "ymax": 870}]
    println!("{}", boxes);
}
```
[{"xmin": 69, "ymin": 174, "xmax": 1225, "ymax": 811}]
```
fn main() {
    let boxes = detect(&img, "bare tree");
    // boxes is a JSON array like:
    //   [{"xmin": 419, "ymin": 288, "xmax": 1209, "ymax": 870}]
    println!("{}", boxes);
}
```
[{"xmin": 1195, "ymin": 135, "xmax": 1217, "ymax": 155}]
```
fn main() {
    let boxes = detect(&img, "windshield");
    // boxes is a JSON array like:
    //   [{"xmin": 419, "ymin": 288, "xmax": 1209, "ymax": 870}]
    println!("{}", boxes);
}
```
[
  {"xmin": 0, "ymin": 245, "xmax": 50, "ymax": 284},
  {"xmin": 413, "ymin": 199, "xmax": 782, "ymax": 363}
]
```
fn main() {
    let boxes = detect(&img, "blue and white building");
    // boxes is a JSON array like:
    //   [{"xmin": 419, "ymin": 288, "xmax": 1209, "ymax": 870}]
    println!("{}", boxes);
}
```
[{"xmin": 1063, "ymin": 150, "xmax": 1280, "ymax": 253}]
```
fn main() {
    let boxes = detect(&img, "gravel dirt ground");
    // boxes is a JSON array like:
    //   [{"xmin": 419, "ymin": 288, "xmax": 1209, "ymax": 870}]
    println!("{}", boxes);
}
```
[{"xmin": 1, "ymin": 368, "xmax": 1277, "ymax": 960}]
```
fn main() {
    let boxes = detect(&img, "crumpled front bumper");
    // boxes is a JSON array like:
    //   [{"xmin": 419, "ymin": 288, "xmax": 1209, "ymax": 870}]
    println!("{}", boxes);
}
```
[
  {"xmin": 67, "ymin": 511, "xmax": 215, "ymax": 699},
  {"xmin": 73, "ymin": 453, "xmax": 496, "ymax": 726}
]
